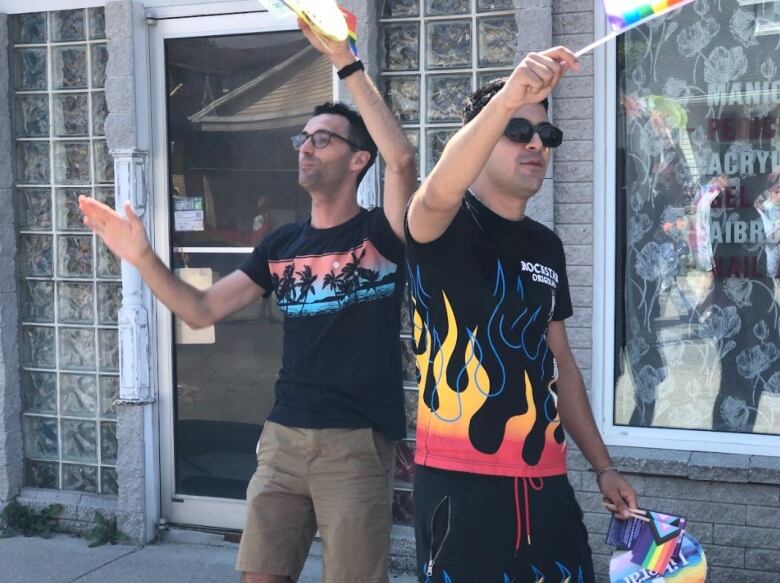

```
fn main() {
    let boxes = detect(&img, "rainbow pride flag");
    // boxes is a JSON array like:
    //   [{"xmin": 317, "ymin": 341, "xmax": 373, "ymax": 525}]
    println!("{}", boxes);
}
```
[
  {"xmin": 339, "ymin": 6, "xmax": 358, "ymax": 57},
  {"xmin": 630, "ymin": 511, "xmax": 686, "ymax": 575},
  {"xmin": 604, "ymin": 0, "xmax": 695, "ymax": 31},
  {"xmin": 576, "ymin": 0, "xmax": 694, "ymax": 55}
]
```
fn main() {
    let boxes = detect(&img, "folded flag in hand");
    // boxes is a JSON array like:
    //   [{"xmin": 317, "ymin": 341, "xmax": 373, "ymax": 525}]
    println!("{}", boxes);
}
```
[{"xmin": 630, "ymin": 511, "xmax": 686, "ymax": 575}]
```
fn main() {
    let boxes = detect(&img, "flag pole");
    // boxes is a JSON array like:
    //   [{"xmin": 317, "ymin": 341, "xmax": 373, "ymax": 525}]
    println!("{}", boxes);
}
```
[{"xmin": 575, "ymin": 29, "xmax": 621, "ymax": 57}]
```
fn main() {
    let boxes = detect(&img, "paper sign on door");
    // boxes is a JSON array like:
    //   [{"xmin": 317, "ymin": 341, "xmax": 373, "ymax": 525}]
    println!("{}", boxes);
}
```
[
  {"xmin": 173, "ymin": 197, "xmax": 204, "ymax": 232},
  {"xmin": 174, "ymin": 267, "xmax": 215, "ymax": 345}
]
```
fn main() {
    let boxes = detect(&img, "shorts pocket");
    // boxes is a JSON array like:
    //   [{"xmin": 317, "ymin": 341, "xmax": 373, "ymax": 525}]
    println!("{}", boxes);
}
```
[
  {"xmin": 255, "ymin": 422, "xmax": 271, "ymax": 460},
  {"xmin": 365, "ymin": 428, "xmax": 394, "ymax": 475}
]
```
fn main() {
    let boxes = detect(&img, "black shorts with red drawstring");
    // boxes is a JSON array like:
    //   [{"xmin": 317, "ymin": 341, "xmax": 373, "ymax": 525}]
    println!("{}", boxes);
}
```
[{"xmin": 413, "ymin": 465, "xmax": 595, "ymax": 583}]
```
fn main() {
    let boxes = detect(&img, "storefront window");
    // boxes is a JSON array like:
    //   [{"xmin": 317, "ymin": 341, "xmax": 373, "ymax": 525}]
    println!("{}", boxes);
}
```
[
  {"xmin": 615, "ymin": 1, "xmax": 780, "ymax": 436},
  {"xmin": 380, "ymin": 0, "xmax": 518, "ymax": 523},
  {"xmin": 12, "ymin": 8, "xmax": 119, "ymax": 493}
]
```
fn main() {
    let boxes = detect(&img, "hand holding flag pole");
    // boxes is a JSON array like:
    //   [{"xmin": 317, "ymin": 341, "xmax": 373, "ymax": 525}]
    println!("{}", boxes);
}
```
[{"xmin": 575, "ymin": 0, "xmax": 695, "ymax": 57}]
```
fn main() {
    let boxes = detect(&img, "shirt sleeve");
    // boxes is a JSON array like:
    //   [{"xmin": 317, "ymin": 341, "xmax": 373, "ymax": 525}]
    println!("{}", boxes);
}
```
[
  {"xmin": 238, "ymin": 238, "xmax": 273, "ymax": 298},
  {"xmin": 403, "ymin": 199, "xmax": 466, "ymax": 259},
  {"xmin": 367, "ymin": 207, "xmax": 405, "ymax": 265},
  {"xmin": 552, "ymin": 239, "xmax": 573, "ymax": 321}
]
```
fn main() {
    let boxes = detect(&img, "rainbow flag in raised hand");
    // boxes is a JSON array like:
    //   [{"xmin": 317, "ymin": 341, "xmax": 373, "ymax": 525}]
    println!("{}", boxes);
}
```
[
  {"xmin": 605, "ymin": 0, "xmax": 695, "ymax": 31},
  {"xmin": 339, "ymin": 6, "xmax": 358, "ymax": 57},
  {"xmin": 257, "ymin": 0, "xmax": 358, "ymax": 54},
  {"xmin": 576, "ymin": 0, "xmax": 694, "ymax": 55}
]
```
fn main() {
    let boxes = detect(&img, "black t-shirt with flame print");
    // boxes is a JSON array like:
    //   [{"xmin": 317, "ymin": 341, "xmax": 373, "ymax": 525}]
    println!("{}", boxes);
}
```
[{"xmin": 405, "ymin": 192, "xmax": 573, "ymax": 477}]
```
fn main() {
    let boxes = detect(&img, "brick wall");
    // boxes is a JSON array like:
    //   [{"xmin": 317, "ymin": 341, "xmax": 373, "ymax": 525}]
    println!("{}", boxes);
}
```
[
  {"xmin": 569, "ymin": 448, "xmax": 780, "ymax": 582},
  {"xmin": 515, "ymin": 0, "xmax": 554, "ymax": 228},
  {"xmin": 552, "ymin": 0, "xmax": 595, "ymax": 387}
]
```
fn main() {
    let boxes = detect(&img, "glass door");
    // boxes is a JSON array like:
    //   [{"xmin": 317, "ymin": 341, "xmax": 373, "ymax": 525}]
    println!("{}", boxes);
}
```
[{"xmin": 151, "ymin": 12, "xmax": 335, "ymax": 529}]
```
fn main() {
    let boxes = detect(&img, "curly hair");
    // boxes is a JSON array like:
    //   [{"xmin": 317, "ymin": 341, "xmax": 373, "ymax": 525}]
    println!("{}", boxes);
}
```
[{"xmin": 462, "ymin": 77, "xmax": 549, "ymax": 125}]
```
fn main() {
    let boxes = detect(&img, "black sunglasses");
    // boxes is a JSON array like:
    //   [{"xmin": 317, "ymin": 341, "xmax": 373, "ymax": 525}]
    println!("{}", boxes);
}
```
[
  {"xmin": 504, "ymin": 118, "xmax": 563, "ymax": 149},
  {"xmin": 291, "ymin": 129, "xmax": 363, "ymax": 151}
]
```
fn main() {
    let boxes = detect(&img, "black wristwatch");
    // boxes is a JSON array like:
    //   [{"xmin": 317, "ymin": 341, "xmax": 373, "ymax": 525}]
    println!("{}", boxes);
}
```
[{"xmin": 337, "ymin": 59, "xmax": 364, "ymax": 80}]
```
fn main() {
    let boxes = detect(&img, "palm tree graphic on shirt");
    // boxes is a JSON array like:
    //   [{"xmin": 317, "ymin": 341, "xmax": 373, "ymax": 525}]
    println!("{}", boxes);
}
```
[
  {"xmin": 323, "ymin": 269, "xmax": 345, "ymax": 306},
  {"xmin": 339, "ymin": 248, "xmax": 366, "ymax": 299},
  {"xmin": 295, "ymin": 265, "xmax": 318, "ymax": 313},
  {"xmin": 273, "ymin": 263, "xmax": 298, "ymax": 304},
  {"xmin": 269, "ymin": 240, "xmax": 396, "ymax": 317}
]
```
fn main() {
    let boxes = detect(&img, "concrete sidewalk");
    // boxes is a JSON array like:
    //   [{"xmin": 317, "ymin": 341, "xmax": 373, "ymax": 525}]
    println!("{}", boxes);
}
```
[{"xmin": 0, "ymin": 531, "xmax": 418, "ymax": 583}]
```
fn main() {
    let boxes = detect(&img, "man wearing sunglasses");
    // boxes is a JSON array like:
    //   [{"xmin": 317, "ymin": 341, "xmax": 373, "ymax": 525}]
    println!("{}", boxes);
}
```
[
  {"xmin": 79, "ymin": 18, "xmax": 416, "ymax": 583},
  {"xmin": 405, "ymin": 48, "xmax": 638, "ymax": 582}
]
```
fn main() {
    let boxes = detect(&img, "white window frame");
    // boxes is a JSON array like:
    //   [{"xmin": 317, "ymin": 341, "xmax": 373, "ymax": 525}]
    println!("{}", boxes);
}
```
[
  {"xmin": 0, "ymin": 0, "xmax": 260, "ymax": 15},
  {"xmin": 0, "ymin": 1, "xmax": 106, "ymax": 13},
  {"xmin": 591, "ymin": 0, "xmax": 780, "ymax": 457}
]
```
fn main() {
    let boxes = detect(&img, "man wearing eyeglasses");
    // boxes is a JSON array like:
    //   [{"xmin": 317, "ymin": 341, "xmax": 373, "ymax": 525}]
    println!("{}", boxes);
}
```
[
  {"xmin": 79, "ymin": 19, "xmax": 416, "ymax": 583},
  {"xmin": 405, "ymin": 48, "xmax": 638, "ymax": 582}
]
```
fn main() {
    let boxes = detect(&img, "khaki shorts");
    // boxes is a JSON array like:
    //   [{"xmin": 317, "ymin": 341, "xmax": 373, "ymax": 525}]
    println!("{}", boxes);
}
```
[{"xmin": 236, "ymin": 421, "xmax": 395, "ymax": 582}]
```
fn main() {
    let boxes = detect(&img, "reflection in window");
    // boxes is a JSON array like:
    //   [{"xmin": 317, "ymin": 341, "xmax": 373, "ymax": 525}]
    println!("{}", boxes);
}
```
[
  {"xmin": 615, "ymin": 2, "xmax": 780, "ymax": 436},
  {"xmin": 163, "ymin": 30, "xmax": 328, "ymax": 499},
  {"xmin": 165, "ymin": 33, "xmax": 331, "ymax": 249}
]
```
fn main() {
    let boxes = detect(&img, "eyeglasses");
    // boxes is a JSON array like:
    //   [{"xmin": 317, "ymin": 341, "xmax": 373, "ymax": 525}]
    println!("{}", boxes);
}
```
[
  {"xmin": 503, "ymin": 118, "xmax": 563, "ymax": 149},
  {"xmin": 291, "ymin": 130, "xmax": 363, "ymax": 151}
]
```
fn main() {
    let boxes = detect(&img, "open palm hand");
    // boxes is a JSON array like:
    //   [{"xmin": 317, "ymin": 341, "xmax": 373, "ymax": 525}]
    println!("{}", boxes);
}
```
[{"xmin": 78, "ymin": 196, "xmax": 152, "ymax": 268}]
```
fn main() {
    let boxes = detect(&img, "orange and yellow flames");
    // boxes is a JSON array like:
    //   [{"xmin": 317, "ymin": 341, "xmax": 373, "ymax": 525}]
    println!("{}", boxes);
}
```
[
  {"xmin": 413, "ymin": 291, "xmax": 562, "ymax": 459},
  {"xmin": 414, "ymin": 291, "xmax": 489, "ymax": 438}
]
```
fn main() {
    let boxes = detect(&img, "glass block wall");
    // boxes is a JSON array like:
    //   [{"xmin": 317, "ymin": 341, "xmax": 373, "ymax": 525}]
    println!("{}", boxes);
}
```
[
  {"xmin": 11, "ymin": 8, "xmax": 121, "ymax": 495},
  {"xmin": 380, "ymin": 0, "xmax": 518, "ymax": 524}
]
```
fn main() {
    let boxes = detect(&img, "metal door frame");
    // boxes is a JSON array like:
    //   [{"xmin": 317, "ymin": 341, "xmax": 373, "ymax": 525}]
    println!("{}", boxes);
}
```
[{"xmin": 150, "ymin": 9, "xmax": 329, "ymax": 529}]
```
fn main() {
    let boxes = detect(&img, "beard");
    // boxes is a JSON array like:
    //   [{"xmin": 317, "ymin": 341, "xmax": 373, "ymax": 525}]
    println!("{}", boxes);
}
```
[
  {"xmin": 298, "ymin": 167, "xmax": 322, "ymax": 189},
  {"xmin": 298, "ymin": 155, "xmax": 324, "ymax": 189},
  {"xmin": 298, "ymin": 154, "xmax": 353, "ymax": 194}
]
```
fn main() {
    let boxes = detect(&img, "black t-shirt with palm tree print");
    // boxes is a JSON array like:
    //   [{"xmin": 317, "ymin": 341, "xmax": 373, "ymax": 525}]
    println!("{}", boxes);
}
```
[{"xmin": 240, "ymin": 207, "xmax": 406, "ymax": 440}]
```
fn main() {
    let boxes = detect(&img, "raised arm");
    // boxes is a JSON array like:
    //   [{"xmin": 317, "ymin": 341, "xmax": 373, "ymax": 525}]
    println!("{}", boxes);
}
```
[
  {"xmin": 546, "ymin": 320, "xmax": 638, "ymax": 519},
  {"xmin": 407, "ymin": 47, "xmax": 579, "ymax": 244},
  {"xmin": 78, "ymin": 196, "xmax": 265, "ymax": 329},
  {"xmin": 299, "ymin": 19, "xmax": 417, "ymax": 240}
]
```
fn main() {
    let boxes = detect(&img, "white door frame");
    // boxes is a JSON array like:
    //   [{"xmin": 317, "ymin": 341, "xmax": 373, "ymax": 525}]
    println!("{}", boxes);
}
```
[{"xmin": 149, "ymin": 10, "xmax": 334, "ymax": 529}]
